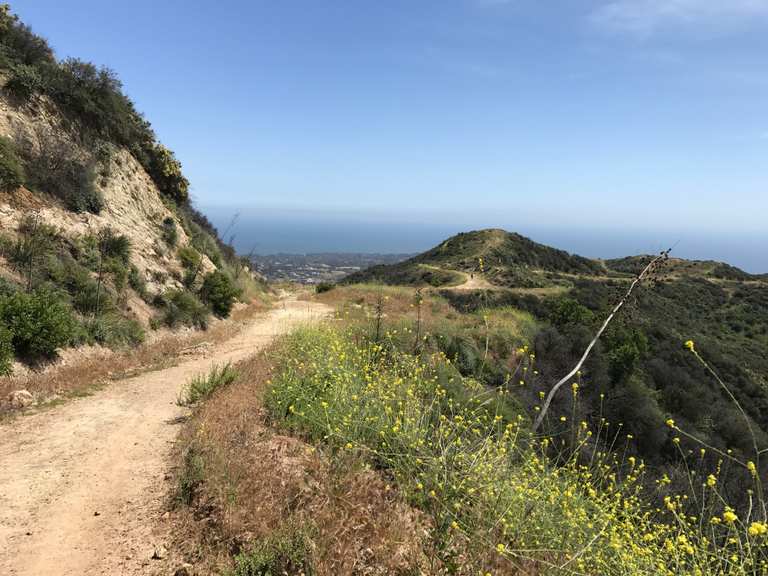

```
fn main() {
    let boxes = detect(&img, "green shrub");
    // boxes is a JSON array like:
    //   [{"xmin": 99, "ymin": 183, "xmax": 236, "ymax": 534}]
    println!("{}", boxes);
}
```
[
  {"xmin": 98, "ymin": 228, "xmax": 131, "ymax": 264},
  {"xmin": 146, "ymin": 144, "xmax": 189, "ymax": 203},
  {"xmin": 105, "ymin": 258, "xmax": 128, "ymax": 298},
  {"xmin": 20, "ymin": 125, "xmax": 103, "ymax": 214},
  {"xmin": 0, "ymin": 288, "xmax": 76, "ymax": 358},
  {"xmin": 0, "ymin": 136, "xmax": 24, "ymax": 192},
  {"xmin": 128, "ymin": 265, "xmax": 150, "ymax": 301},
  {"xmin": 44, "ymin": 254, "xmax": 107, "ymax": 315},
  {"xmin": 0, "ymin": 7, "xmax": 193, "ymax": 207},
  {"xmin": 0, "ymin": 277, "xmax": 16, "ymax": 298},
  {"xmin": 230, "ymin": 528, "xmax": 313, "ymax": 576},
  {"xmin": 177, "ymin": 245, "xmax": 201, "ymax": 271},
  {"xmin": 65, "ymin": 165, "xmax": 104, "ymax": 214},
  {"xmin": 0, "ymin": 234, "xmax": 13, "ymax": 261},
  {"xmin": 547, "ymin": 296, "xmax": 595, "ymax": 327},
  {"xmin": 161, "ymin": 290, "xmax": 209, "ymax": 330},
  {"xmin": 177, "ymin": 446, "xmax": 204, "ymax": 506},
  {"xmin": 4, "ymin": 62, "xmax": 44, "ymax": 100},
  {"xmin": 161, "ymin": 217, "xmax": 178, "ymax": 247},
  {"xmin": 0, "ymin": 324, "xmax": 13, "ymax": 375},
  {"xmin": 87, "ymin": 313, "xmax": 145, "ymax": 349},
  {"xmin": 315, "ymin": 282, "xmax": 335, "ymax": 294},
  {"xmin": 267, "ymin": 327, "xmax": 768, "ymax": 574},
  {"xmin": 200, "ymin": 270, "xmax": 240, "ymax": 318},
  {"xmin": 177, "ymin": 245, "xmax": 203, "ymax": 288},
  {"xmin": 7, "ymin": 215, "xmax": 59, "ymax": 275},
  {"xmin": 178, "ymin": 363, "xmax": 237, "ymax": 405}
]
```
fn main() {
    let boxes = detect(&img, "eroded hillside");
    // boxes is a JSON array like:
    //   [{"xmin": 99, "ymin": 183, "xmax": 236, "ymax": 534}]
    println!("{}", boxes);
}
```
[{"xmin": 0, "ymin": 6, "xmax": 265, "ymax": 388}]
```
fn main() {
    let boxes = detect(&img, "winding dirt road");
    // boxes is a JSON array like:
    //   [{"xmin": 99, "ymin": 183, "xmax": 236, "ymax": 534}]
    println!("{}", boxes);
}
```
[{"xmin": 0, "ymin": 295, "xmax": 328, "ymax": 576}]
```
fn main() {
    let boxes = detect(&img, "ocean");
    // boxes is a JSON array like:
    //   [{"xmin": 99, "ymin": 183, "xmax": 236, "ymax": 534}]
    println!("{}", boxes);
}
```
[{"xmin": 201, "ymin": 206, "xmax": 768, "ymax": 274}]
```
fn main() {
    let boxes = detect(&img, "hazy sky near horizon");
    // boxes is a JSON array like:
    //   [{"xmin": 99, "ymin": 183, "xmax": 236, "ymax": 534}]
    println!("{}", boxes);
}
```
[{"xmin": 11, "ymin": 1, "xmax": 768, "ymax": 249}]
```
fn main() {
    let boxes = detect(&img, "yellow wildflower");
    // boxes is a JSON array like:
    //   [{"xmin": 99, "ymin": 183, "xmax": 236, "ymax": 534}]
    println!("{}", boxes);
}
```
[{"xmin": 749, "ymin": 522, "xmax": 768, "ymax": 537}]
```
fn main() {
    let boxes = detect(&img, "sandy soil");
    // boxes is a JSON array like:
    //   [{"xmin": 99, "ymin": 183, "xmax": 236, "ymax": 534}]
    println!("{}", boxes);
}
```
[
  {"xmin": 450, "ymin": 271, "xmax": 494, "ymax": 291},
  {"xmin": 0, "ymin": 295, "xmax": 329, "ymax": 576}
]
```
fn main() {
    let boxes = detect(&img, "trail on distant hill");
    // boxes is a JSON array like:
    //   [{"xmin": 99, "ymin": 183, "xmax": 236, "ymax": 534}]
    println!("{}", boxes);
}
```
[
  {"xmin": 419, "ymin": 264, "xmax": 494, "ymax": 291},
  {"xmin": 449, "ymin": 270, "xmax": 494, "ymax": 291},
  {"xmin": 0, "ymin": 294, "xmax": 329, "ymax": 576}
]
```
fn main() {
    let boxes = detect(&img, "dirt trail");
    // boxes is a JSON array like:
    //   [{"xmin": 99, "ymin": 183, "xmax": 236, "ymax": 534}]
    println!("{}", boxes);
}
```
[
  {"xmin": 451, "ymin": 271, "xmax": 494, "ymax": 291},
  {"xmin": 417, "ymin": 263, "xmax": 494, "ymax": 291},
  {"xmin": 0, "ymin": 295, "xmax": 329, "ymax": 576}
]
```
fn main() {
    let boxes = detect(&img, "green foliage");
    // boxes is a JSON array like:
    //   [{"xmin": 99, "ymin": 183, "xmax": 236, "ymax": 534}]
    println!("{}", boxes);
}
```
[
  {"xmin": 19, "ymin": 126, "xmax": 103, "ymax": 214},
  {"xmin": 0, "ymin": 288, "xmax": 76, "ymax": 359},
  {"xmin": 146, "ymin": 144, "xmax": 189, "ymax": 203},
  {"xmin": 128, "ymin": 265, "xmax": 150, "ymax": 301},
  {"xmin": 161, "ymin": 289, "xmax": 209, "ymax": 330},
  {"xmin": 66, "ymin": 165, "xmax": 104, "ymax": 214},
  {"xmin": 0, "ymin": 136, "xmax": 24, "ymax": 192},
  {"xmin": 0, "ymin": 276, "xmax": 15, "ymax": 297},
  {"xmin": 547, "ymin": 296, "xmax": 595, "ymax": 327},
  {"xmin": 267, "ymin": 327, "xmax": 768, "ymax": 574},
  {"xmin": 45, "ymin": 253, "xmax": 105, "ymax": 314},
  {"xmin": 177, "ymin": 446, "xmax": 204, "ymax": 506},
  {"xmin": 347, "ymin": 229, "xmax": 603, "ymax": 287},
  {"xmin": 314, "ymin": 281, "xmax": 335, "ymax": 294},
  {"xmin": 0, "ymin": 6, "xmax": 191, "ymax": 206},
  {"xmin": 4, "ymin": 61, "xmax": 44, "ymax": 99},
  {"xmin": 605, "ymin": 327, "xmax": 648, "ymax": 385},
  {"xmin": 0, "ymin": 6, "xmax": 55, "ymax": 66},
  {"xmin": 200, "ymin": 270, "xmax": 240, "ymax": 318},
  {"xmin": 177, "ymin": 245, "xmax": 201, "ymax": 271},
  {"xmin": 188, "ymin": 221, "xmax": 223, "ymax": 268},
  {"xmin": 98, "ymin": 228, "xmax": 131, "ymax": 264},
  {"xmin": 177, "ymin": 245, "xmax": 203, "ymax": 288},
  {"xmin": 230, "ymin": 528, "xmax": 313, "ymax": 576},
  {"xmin": 7, "ymin": 215, "xmax": 59, "ymax": 279},
  {"xmin": 178, "ymin": 363, "xmax": 237, "ymax": 406},
  {"xmin": 87, "ymin": 313, "xmax": 145, "ymax": 349},
  {"xmin": 603, "ymin": 375, "xmax": 667, "ymax": 455},
  {"xmin": 357, "ymin": 229, "xmax": 768, "ymax": 474},
  {"xmin": 160, "ymin": 216, "xmax": 178, "ymax": 247},
  {"xmin": 0, "ymin": 324, "xmax": 13, "ymax": 375},
  {"xmin": 712, "ymin": 263, "xmax": 752, "ymax": 281}
]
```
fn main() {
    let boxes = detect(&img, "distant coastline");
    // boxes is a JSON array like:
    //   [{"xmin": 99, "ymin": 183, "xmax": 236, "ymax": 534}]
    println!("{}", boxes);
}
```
[{"xmin": 202, "ymin": 206, "xmax": 768, "ymax": 274}]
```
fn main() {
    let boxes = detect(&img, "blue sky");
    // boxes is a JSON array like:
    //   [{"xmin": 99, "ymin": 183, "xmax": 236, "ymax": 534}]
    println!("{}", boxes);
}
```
[{"xmin": 10, "ymin": 1, "xmax": 768, "ymax": 269}]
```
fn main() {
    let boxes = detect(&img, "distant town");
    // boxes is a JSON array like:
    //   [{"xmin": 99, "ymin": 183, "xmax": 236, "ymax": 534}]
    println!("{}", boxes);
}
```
[{"xmin": 250, "ymin": 252, "xmax": 411, "ymax": 284}]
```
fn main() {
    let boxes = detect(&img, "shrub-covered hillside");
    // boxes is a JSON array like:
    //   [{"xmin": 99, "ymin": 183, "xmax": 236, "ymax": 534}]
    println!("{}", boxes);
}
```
[
  {"xmin": 173, "ymin": 284, "xmax": 768, "ymax": 574},
  {"xmin": 345, "ymin": 229, "xmax": 604, "ymax": 288},
  {"xmin": 0, "ymin": 6, "xmax": 266, "ymax": 377},
  {"xmin": 341, "ymin": 229, "xmax": 768, "ymax": 494}
]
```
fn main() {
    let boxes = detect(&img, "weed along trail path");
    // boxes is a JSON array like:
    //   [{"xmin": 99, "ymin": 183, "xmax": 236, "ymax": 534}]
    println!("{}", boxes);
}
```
[{"xmin": 0, "ymin": 294, "xmax": 329, "ymax": 576}]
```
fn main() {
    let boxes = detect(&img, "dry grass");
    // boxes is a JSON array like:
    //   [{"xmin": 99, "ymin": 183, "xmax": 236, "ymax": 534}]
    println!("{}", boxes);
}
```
[
  {"xmin": 0, "ymin": 299, "xmax": 269, "ymax": 414},
  {"xmin": 310, "ymin": 284, "xmax": 456, "ymax": 322},
  {"xmin": 170, "ymin": 347, "xmax": 433, "ymax": 576}
]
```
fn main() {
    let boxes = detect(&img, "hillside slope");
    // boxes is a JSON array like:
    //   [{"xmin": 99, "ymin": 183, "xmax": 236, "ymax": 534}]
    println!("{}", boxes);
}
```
[
  {"xmin": 0, "ymin": 6, "xmax": 264, "ymax": 384},
  {"xmin": 344, "ymin": 228, "xmax": 768, "ymax": 469},
  {"xmin": 345, "ymin": 228, "xmax": 605, "ymax": 288}
]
